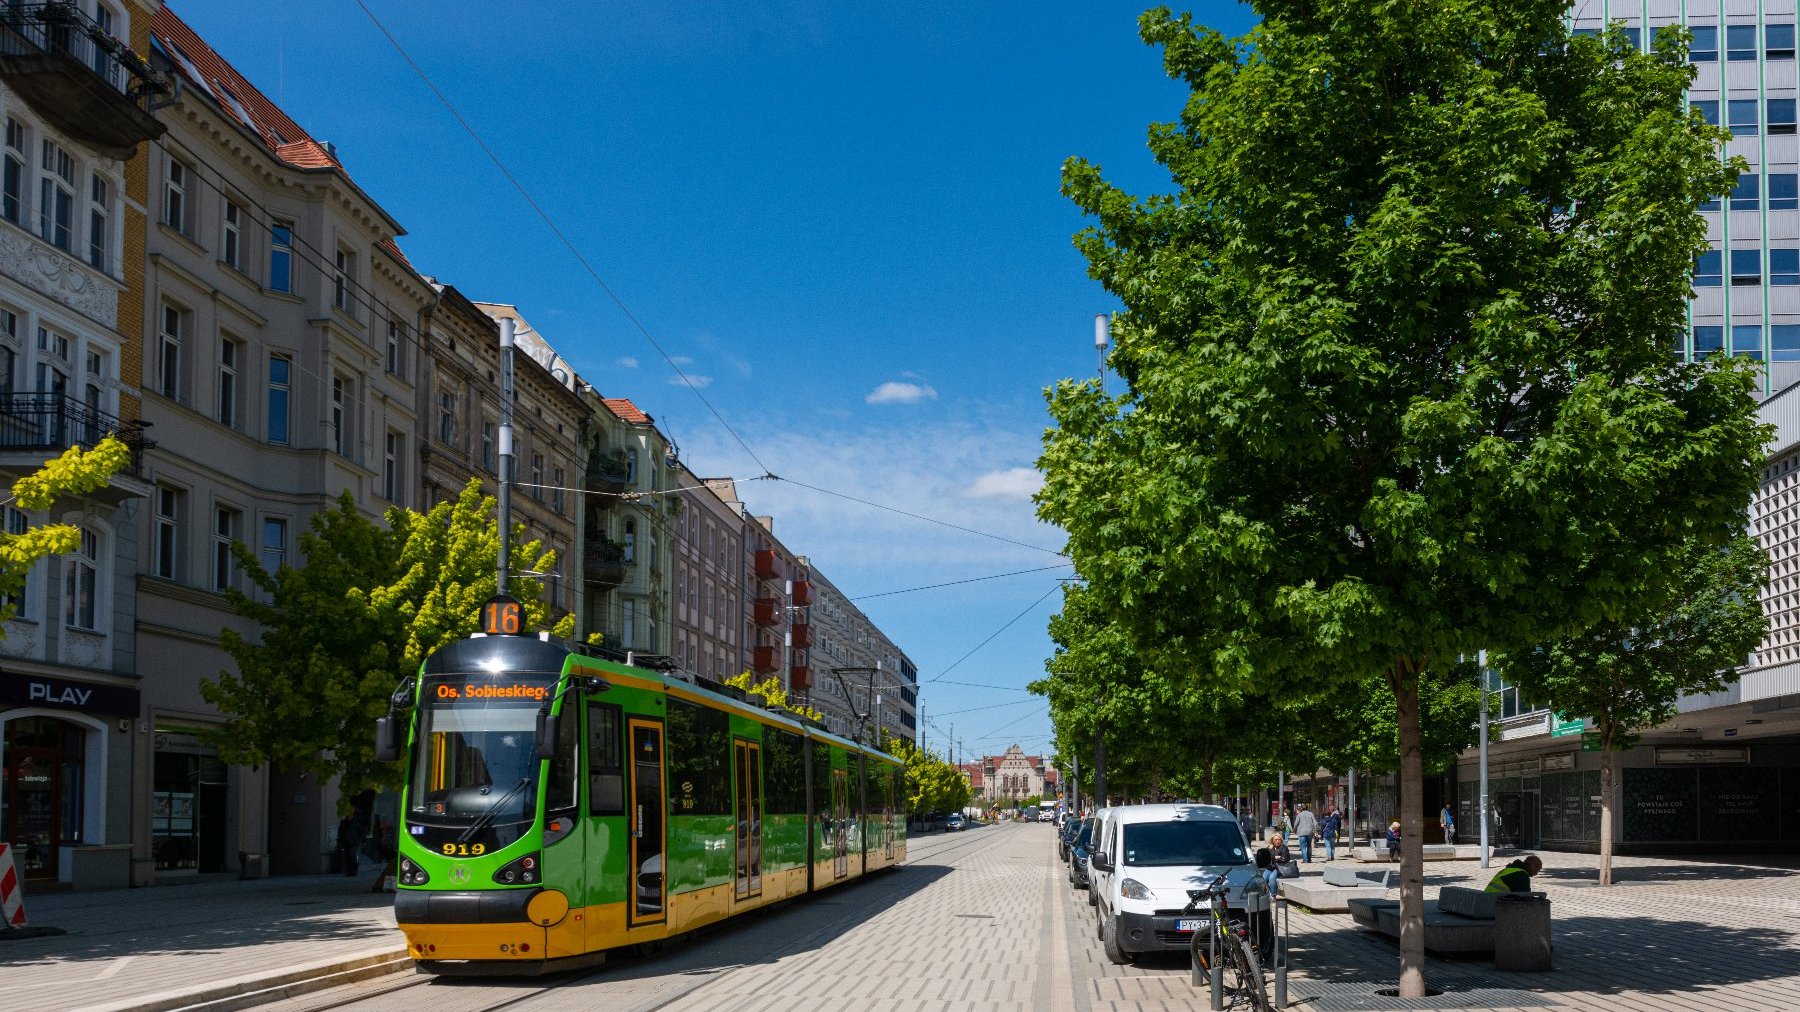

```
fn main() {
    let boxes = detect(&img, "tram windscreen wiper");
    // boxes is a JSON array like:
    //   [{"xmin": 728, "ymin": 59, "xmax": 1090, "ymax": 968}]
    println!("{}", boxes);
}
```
[{"xmin": 456, "ymin": 777, "xmax": 533, "ymax": 844}]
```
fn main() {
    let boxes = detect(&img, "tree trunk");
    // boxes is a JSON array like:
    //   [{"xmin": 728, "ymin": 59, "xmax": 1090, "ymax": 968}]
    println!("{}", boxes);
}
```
[
  {"xmin": 1393, "ymin": 659, "xmax": 1429, "ymax": 998},
  {"xmin": 1599, "ymin": 722, "xmax": 1615, "ymax": 887}
]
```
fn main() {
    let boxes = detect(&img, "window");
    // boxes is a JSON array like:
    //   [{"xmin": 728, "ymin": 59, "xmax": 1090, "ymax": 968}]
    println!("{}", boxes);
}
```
[
  {"xmin": 222, "ymin": 200, "xmax": 241, "ymax": 268},
  {"xmin": 64, "ymin": 527, "xmax": 97, "ymax": 630},
  {"xmin": 269, "ymin": 222, "xmax": 293, "ymax": 293},
  {"xmin": 1694, "ymin": 249, "xmax": 1723, "ymax": 287},
  {"xmin": 1692, "ymin": 100, "xmax": 1719, "ymax": 127},
  {"xmin": 217, "ymin": 337, "xmax": 239, "ymax": 426},
  {"xmin": 267, "ymin": 354, "xmax": 290, "ymax": 444},
  {"xmin": 1691, "ymin": 25, "xmax": 1719, "ymax": 62},
  {"xmin": 2, "ymin": 118, "xmax": 23, "ymax": 225},
  {"xmin": 333, "ymin": 248, "xmax": 352, "ymax": 312},
  {"xmin": 385, "ymin": 320, "xmax": 404, "ymax": 376},
  {"xmin": 212, "ymin": 506, "xmax": 239, "ymax": 592},
  {"xmin": 384, "ymin": 431, "xmax": 402, "ymax": 502},
  {"xmin": 0, "ymin": 308, "xmax": 16, "ymax": 394},
  {"xmin": 1693, "ymin": 325, "xmax": 1725, "ymax": 356},
  {"xmin": 1728, "ymin": 24, "xmax": 1758, "ymax": 61},
  {"xmin": 1732, "ymin": 248, "xmax": 1762, "ymax": 285},
  {"xmin": 86, "ymin": 174, "xmax": 107, "ymax": 270},
  {"xmin": 1734, "ymin": 323, "xmax": 1764, "ymax": 359},
  {"xmin": 331, "ymin": 376, "xmax": 348, "ymax": 455},
  {"xmin": 38, "ymin": 140, "xmax": 73, "ymax": 251},
  {"xmin": 1772, "ymin": 24, "xmax": 1798, "ymax": 60},
  {"xmin": 552, "ymin": 466, "xmax": 565, "ymax": 515},
  {"xmin": 665, "ymin": 698, "xmax": 730, "ymax": 815},
  {"xmin": 1773, "ymin": 174, "xmax": 1799, "ymax": 211},
  {"xmin": 1775, "ymin": 249, "xmax": 1800, "ymax": 286},
  {"xmin": 626, "ymin": 450, "xmax": 637, "ymax": 485},
  {"xmin": 624, "ymin": 520, "xmax": 636, "ymax": 563},
  {"xmin": 437, "ymin": 389, "xmax": 455, "ymax": 445},
  {"xmin": 2, "ymin": 508, "xmax": 30, "ymax": 618},
  {"xmin": 158, "ymin": 304, "xmax": 181, "ymax": 400},
  {"xmin": 586, "ymin": 702, "xmax": 626, "ymax": 816},
  {"xmin": 1732, "ymin": 174, "xmax": 1760, "ymax": 210},
  {"xmin": 764, "ymin": 728, "xmax": 807, "ymax": 815},
  {"xmin": 1770, "ymin": 99, "xmax": 1798, "ymax": 136},
  {"xmin": 531, "ymin": 452, "xmax": 544, "ymax": 501},
  {"xmin": 260, "ymin": 517, "xmax": 286, "ymax": 573},
  {"xmin": 163, "ymin": 159, "xmax": 186, "ymax": 231},
  {"xmin": 1729, "ymin": 99, "xmax": 1760, "ymax": 136},
  {"xmin": 1620, "ymin": 26, "xmax": 1641, "ymax": 52},
  {"xmin": 1776, "ymin": 324, "xmax": 1800, "ymax": 361},
  {"xmin": 154, "ymin": 487, "xmax": 181, "ymax": 580},
  {"xmin": 84, "ymin": 348, "xmax": 105, "ymax": 418},
  {"xmin": 480, "ymin": 418, "xmax": 496, "ymax": 471}
]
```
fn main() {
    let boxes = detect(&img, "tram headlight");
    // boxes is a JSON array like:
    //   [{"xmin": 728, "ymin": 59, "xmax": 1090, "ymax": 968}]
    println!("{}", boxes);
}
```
[
  {"xmin": 492, "ymin": 851, "xmax": 542, "ymax": 885},
  {"xmin": 398, "ymin": 857, "xmax": 430, "ymax": 886}
]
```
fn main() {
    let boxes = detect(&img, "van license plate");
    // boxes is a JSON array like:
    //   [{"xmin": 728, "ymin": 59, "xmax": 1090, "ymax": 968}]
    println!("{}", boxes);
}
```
[{"xmin": 1176, "ymin": 918, "xmax": 1204, "ymax": 932}]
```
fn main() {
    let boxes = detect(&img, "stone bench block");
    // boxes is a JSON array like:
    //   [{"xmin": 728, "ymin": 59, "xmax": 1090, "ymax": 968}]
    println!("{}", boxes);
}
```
[
  {"xmin": 1375, "ymin": 904, "xmax": 1496, "ymax": 955},
  {"xmin": 1347, "ymin": 897, "xmax": 1397, "ymax": 928},
  {"xmin": 1284, "ymin": 880, "xmax": 1390, "ymax": 913}
]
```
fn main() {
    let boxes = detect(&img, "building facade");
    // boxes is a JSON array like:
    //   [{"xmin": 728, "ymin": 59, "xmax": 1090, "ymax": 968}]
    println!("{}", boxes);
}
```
[
  {"xmin": 579, "ymin": 396, "xmax": 671, "ymax": 657},
  {"xmin": 0, "ymin": 0, "xmax": 163, "ymax": 889},
  {"xmin": 669, "ymin": 465, "xmax": 745, "ymax": 683},
  {"xmin": 742, "ymin": 515, "xmax": 806, "ymax": 700},
  {"xmin": 976, "ymin": 745, "xmax": 1056, "ymax": 806},
  {"xmin": 803, "ymin": 564, "xmax": 917, "ymax": 744}
]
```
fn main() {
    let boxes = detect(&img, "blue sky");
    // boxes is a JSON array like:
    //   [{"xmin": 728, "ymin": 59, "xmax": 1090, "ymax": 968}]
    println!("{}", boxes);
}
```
[{"xmin": 168, "ymin": 1, "xmax": 1255, "ymax": 767}]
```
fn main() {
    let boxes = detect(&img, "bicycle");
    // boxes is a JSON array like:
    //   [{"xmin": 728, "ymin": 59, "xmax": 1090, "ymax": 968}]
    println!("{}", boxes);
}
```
[{"xmin": 1182, "ymin": 873, "xmax": 1272, "ymax": 1011}]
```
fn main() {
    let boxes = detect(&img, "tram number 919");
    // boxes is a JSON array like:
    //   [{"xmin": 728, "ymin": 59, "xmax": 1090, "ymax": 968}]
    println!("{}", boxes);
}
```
[{"xmin": 441, "ymin": 842, "xmax": 487, "ymax": 857}]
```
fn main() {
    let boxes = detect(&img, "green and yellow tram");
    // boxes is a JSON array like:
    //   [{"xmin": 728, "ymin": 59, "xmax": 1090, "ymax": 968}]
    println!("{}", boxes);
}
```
[{"xmin": 377, "ymin": 600, "xmax": 906, "ymax": 972}]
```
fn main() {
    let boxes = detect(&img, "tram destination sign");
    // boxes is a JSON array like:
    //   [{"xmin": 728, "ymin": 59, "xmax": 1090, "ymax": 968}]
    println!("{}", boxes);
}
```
[{"xmin": 1, "ymin": 670, "xmax": 141, "ymax": 715}]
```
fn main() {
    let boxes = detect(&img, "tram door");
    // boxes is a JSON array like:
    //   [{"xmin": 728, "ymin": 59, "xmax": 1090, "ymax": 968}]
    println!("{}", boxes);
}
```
[
  {"xmin": 883, "ymin": 767, "xmax": 897, "ymax": 861},
  {"xmin": 831, "ymin": 767, "xmax": 849, "ymax": 879},
  {"xmin": 628, "ymin": 720, "xmax": 666, "ymax": 925},
  {"xmin": 733, "ymin": 739, "xmax": 763, "ymax": 900}
]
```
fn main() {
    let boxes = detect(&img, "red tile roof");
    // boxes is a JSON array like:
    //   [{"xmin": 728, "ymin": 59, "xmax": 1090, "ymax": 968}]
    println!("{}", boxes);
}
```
[
  {"xmin": 378, "ymin": 237, "xmax": 415, "ymax": 271},
  {"xmin": 603, "ymin": 398, "xmax": 652, "ymax": 425},
  {"xmin": 152, "ymin": 6, "xmax": 339, "ymax": 172}
]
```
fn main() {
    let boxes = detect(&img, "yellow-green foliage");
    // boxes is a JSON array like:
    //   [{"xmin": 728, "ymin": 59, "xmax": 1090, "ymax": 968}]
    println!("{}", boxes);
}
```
[
  {"xmin": 724, "ymin": 670, "xmax": 823, "ymax": 722},
  {"xmin": 0, "ymin": 437, "xmax": 131, "ymax": 626}
]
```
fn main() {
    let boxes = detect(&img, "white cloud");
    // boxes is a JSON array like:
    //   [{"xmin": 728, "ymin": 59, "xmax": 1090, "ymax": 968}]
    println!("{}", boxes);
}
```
[
  {"xmin": 671, "ymin": 374, "xmax": 712, "ymax": 389},
  {"xmin": 965, "ymin": 468, "xmax": 1043, "ymax": 500},
  {"xmin": 616, "ymin": 356, "xmax": 639, "ymax": 369},
  {"xmin": 866, "ymin": 381, "xmax": 938, "ymax": 405},
  {"xmin": 671, "ymin": 355, "xmax": 695, "ymax": 366}
]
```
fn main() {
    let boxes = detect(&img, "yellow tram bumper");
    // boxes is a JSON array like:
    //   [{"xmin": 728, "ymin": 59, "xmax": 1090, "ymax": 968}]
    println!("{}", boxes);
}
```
[{"xmin": 397, "ymin": 887, "xmax": 582, "ymax": 963}]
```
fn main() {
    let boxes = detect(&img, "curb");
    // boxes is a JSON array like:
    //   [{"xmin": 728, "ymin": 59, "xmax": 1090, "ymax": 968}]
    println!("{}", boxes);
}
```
[{"xmin": 71, "ymin": 947, "xmax": 413, "ymax": 1012}]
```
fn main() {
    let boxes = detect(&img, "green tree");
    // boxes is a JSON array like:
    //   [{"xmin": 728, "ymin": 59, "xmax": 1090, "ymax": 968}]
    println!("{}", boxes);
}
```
[
  {"xmin": 725, "ymin": 671, "xmax": 824, "ymax": 723},
  {"xmin": 1041, "ymin": 8, "xmax": 1757, "ymax": 995},
  {"xmin": 204, "ymin": 480, "xmax": 570, "ymax": 800},
  {"xmin": 1497, "ymin": 534, "xmax": 1766, "ymax": 885},
  {"xmin": 883, "ymin": 734, "xmax": 971, "ymax": 816},
  {"xmin": 0, "ymin": 438, "xmax": 133, "ymax": 623}
]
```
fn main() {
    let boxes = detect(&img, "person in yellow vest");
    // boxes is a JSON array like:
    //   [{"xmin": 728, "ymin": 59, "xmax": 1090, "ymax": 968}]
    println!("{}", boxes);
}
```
[{"xmin": 1484, "ymin": 855, "xmax": 1543, "ymax": 893}]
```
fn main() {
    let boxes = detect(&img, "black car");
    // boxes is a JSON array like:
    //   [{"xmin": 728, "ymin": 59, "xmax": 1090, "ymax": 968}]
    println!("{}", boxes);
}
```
[
  {"xmin": 1069, "ymin": 817, "xmax": 1097, "ymax": 890},
  {"xmin": 1057, "ymin": 816, "xmax": 1081, "ymax": 862}
]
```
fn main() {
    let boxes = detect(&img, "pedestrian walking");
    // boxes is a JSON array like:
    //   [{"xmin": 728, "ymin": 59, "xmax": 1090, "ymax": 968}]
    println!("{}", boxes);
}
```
[
  {"xmin": 336, "ymin": 815, "xmax": 364, "ymax": 877},
  {"xmin": 1440, "ymin": 802, "xmax": 1456, "ymax": 844},
  {"xmin": 1385, "ymin": 820, "xmax": 1401, "ymax": 862},
  {"xmin": 1293, "ymin": 804, "xmax": 1318, "ymax": 863},
  {"xmin": 1321, "ymin": 807, "xmax": 1340, "ymax": 861}
]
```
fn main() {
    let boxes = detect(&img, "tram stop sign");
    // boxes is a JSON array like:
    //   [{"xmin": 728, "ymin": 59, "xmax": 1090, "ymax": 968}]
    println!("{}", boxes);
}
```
[{"xmin": 481, "ymin": 594, "xmax": 524, "ymax": 636}]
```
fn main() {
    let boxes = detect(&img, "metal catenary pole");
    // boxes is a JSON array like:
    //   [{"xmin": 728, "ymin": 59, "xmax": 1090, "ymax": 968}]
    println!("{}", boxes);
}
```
[
  {"xmin": 496, "ymin": 315, "xmax": 516, "ymax": 595},
  {"xmin": 1479, "ymin": 648, "xmax": 1491, "ymax": 869}
]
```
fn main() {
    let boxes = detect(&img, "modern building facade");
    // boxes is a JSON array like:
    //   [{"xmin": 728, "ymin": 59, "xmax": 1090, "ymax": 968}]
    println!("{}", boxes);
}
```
[{"xmin": 0, "ymin": 0, "xmax": 163, "ymax": 889}]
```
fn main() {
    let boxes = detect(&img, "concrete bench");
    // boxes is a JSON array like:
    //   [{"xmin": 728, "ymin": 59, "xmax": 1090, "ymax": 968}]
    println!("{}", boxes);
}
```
[
  {"xmin": 1349, "ymin": 886, "xmax": 1551, "ymax": 966},
  {"xmin": 1283, "ymin": 866, "xmax": 1392, "ymax": 913},
  {"xmin": 1351, "ymin": 843, "xmax": 1462, "ymax": 862}
]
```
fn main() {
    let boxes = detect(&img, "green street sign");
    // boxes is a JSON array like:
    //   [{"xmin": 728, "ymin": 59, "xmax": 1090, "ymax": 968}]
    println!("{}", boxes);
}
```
[
  {"xmin": 1552, "ymin": 714, "xmax": 1585, "ymax": 737},
  {"xmin": 1581, "ymin": 732, "xmax": 1603, "ymax": 752}
]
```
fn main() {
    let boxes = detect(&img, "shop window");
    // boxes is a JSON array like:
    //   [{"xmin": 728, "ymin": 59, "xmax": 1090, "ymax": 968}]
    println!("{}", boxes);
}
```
[{"xmin": 1, "ymin": 716, "xmax": 87, "ymax": 878}]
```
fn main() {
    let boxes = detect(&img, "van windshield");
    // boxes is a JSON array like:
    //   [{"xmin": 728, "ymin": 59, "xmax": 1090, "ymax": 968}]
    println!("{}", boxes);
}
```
[{"xmin": 1122, "ymin": 820, "xmax": 1245, "ymax": 867}]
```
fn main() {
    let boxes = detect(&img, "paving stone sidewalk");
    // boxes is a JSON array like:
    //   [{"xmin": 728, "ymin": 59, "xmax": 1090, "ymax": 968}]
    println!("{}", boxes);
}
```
[{"xmin": 0, "ymin": 872, "xmax": 404, "ymax": 1012}]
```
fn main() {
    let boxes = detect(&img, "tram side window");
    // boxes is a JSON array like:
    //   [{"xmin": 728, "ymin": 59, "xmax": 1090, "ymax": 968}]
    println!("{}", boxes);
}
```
[
  {"xmin": 666, "ymin": 698, "xmax": 731, "ymax": 815},
  {"xmin": 587, "ymin": 702, "xmax": 624, "ymax": 816},
  {"xmin": 812, "ymin": 741, "xmax": 832, "ymax": 822},
  {"xmin": 763, "ymin": 729, "xmax": 806, "ymax": 815},
  {"xmin": 546, "ymin": 701, "xmax": 579, "ymax": 813}
]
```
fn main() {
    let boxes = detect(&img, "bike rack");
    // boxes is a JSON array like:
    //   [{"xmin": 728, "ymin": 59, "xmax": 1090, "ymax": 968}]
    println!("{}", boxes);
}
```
[{"xmin": 1275, "ymin": 894, "xmax": 1289, "ymax": 1007}]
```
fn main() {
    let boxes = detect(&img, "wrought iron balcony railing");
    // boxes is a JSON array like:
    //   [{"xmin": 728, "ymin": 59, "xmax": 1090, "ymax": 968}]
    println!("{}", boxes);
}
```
[
  {"xmin": 0, "ymin": 392, "xmax": 149, "ymax": 477},
  {"xmin": 0, "ymin": 3, "xmax": 167, "ymax": 155}
]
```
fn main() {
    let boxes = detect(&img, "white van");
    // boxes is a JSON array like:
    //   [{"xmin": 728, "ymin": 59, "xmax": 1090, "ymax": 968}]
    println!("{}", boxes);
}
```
[{"xmin": 1087, "ymin": 803, "xmax": 1257, "ymax": 964}]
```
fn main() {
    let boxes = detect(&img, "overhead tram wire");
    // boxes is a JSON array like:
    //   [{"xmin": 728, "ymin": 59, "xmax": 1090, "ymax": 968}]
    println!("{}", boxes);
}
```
[
  {"xmin": 773, "ymin": 476, "xmax": 1067, "ymax": 559},
  {"xmin": 350, "ymin": 0, "xmax": 772, "ymax": 480},
  {"xmin": 921, "ymin": 582, "xmax": 1065, "ymax": 686},
  {"xmin": 850, "ymin": 564, "xmax": 1075, "ymax": 601}
]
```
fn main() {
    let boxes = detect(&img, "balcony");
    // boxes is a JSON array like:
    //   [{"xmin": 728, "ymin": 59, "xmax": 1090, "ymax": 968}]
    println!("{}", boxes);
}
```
[
  {"xmin": 582, "ymin": 539, "xmax": 626, "ymax": 588},
  {"xmin": 789, "ymin": 665, "xmax": 811, "ymax": 691},
  {"xmin": 791, "ymin": 580, "xmax": 811, "ymax": 606},
  {"xmin": 791, "ymin": 621, "xmax": 811, "ymax": 648},
  {"xmin": 754, "ymin": 548, "xmax": 779, "ymax": 581},
  {"xmin": 0, "ymin": 3, "xmax": 168, "ymax": 158},
  {"xmin": 753, "ymin": 644, "xmax": 779, "ymax": 673},
  {"xmin": 0, "ymin": 393, "xmax": 150, "ymax": 502},
  {"xmin": 583, "ymin": 451, "xmax": 630, "ymax": 498},
  {"xmin": 752, "ymin": 596, "xmax": 781, "ymax": 627}
]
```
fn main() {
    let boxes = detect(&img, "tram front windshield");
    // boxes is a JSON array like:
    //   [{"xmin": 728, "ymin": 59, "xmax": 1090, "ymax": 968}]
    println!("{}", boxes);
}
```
[{"xmin": 408, "ymin": 673, "xmax": 556, "ymax": 839}]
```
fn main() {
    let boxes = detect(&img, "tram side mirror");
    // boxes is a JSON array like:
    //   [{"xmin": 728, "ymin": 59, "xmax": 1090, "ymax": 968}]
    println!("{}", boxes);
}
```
[
  {"xmin": 375, "ymin": 715, "xmax": 401, "ymax": 763},
  {"xmin": 535, "ymin": 710, "xmax": 560, "ymax": 761}
]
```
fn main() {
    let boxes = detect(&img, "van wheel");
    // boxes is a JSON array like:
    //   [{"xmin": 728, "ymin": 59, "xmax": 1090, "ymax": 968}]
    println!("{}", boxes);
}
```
[{"xmin": 1101, "ymin": 913, "xmax": 1131, "ymax": 964}]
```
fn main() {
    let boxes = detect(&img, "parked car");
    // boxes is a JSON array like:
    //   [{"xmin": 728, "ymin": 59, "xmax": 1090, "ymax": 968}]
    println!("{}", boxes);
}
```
[
  {"xmin": 946, "ymin": 813, "xmax": 965, "ymax": 832},
  {"xmin": 1088, "ymin": 803, "xmax": 1258, "ymax": 965},
  {"xmin": 1058, "ymin": 817, "xmax": 1081, "ymax": 861},
  {"xmin": 1069, "ymin": 817, "xmax": 1098, "ymax": 891}
]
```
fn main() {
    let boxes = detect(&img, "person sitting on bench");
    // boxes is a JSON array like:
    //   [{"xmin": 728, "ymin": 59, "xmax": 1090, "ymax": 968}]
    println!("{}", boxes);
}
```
[{"xmin": 1484, "ymin": 854, "xmax": 1543, "ymax": 893}]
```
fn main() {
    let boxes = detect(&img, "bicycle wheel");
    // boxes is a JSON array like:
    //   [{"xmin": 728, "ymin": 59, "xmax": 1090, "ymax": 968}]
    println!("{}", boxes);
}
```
[{"xmin": 1222, "ymin": 932, "xmax": 1271, "ymax": 1012}]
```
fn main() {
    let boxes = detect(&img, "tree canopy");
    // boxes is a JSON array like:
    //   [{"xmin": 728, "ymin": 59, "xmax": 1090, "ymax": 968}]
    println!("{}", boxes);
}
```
[
  {"xmin": 1039, "ymin": 5, "xmax": 1758, "ymax": 995},
  {"xmin": 0, "ymin": 438, "xmax": 133, "ymax": 625}
]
